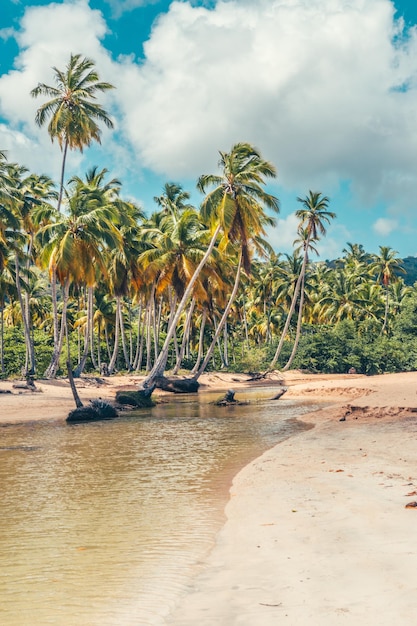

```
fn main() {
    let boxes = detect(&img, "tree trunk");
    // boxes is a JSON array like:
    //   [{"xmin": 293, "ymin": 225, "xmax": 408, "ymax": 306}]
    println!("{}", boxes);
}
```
[
  {"xmin": 108, "ymin": 297, "xmax": 121, "ymax": 374},
  {"xmin": 191, "ymin": 308, "xmax": 207, "ymax": 375},
  {"xmin": 193, "ymin": 249, "xmax": 242, "ymax": 381},
  {"xmin": 15, "ymin": 253, "xmax": 35, "ymax": 375},
  {"xmin": 57, "ymin": 139, "xmax": 68, "ymax": 213},
  {"xmin": 74, "ymin": 285, "xmax": 94, "ymax": 377},
  {"xmin": 282, "ymin": 271, "xmax": 305, "ymax": 371},
  {"xmin": 172, "ymin": 298, "xmax": 195, "ymax": 374},
  {"xmin": 118, "ymin": 295, "xmax": 132, "ymax": 371},
  {"xmin": 143, "ymin": 224, "xmax": 221, "ymax": 387},
  {"xmin": 67, "ymin": 361, "xmax": 83, "ymax": 408},
  {"xmin": 269, "ymin": 242, "xmax": 310, "ymax": 370},
  {"xmin": 44, "ymin": 279, "xmax": 70, "ymax": 378}
]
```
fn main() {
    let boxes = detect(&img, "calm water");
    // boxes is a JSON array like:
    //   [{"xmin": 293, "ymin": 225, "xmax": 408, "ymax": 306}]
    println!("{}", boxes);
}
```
[{"xmin": 0, "ymin": 389, "xmax": 320, "ymax": 626}]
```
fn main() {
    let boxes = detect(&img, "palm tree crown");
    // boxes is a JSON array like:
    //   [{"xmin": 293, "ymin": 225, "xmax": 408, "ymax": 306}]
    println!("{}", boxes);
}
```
[{"xmin": 31, "ymin": 53, "xmax": 114, "ymax": 211}]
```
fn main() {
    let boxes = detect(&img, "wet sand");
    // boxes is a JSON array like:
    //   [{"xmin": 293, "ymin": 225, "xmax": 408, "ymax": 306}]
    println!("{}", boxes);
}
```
[
  {"xmin": 167, "ymin": 371, "xmax": 417, "ymax": 625},
  {"xmin": 2, "ymin": 370, "xmax": 417, "ymax": 625}
]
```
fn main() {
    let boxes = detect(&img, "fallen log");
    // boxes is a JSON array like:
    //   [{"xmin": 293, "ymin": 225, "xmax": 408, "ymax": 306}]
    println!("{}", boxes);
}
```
[
  {"xmin": 115, "ymin": 385, "xmax": 156, "ymax": 408},
  {"xmin": 270, "ymin": 387, "xmax": 287, "ymax": 400},
  {"xmin": 215, "ymin": 389, "xmax": 249, "ymax": 406},
  {"xmin": 153, "ymin": 376, "xmax": 200, "ymax": 394}
]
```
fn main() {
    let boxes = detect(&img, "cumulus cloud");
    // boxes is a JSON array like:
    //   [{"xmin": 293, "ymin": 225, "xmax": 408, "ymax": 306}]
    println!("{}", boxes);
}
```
[
  {"xmin": 114, "ymin": 0, "xmax": 417, "ymax": 212},
  {"xmin": 3, "ymin": 0, "xmax": 417, "ymax": 242},
  {"xmin": 373, "ymin": 217, "xmax": 398, "ymax": 236},
  {"xmin": 0, "ymin": 0, "xmax": 116, "ymax": 177}
]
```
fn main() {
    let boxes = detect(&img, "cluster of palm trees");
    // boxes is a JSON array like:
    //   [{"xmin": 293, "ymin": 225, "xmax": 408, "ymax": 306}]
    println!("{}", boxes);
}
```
[{"xmin": 0, "ymin": 54, "xmax": 410, "ymax": 380}]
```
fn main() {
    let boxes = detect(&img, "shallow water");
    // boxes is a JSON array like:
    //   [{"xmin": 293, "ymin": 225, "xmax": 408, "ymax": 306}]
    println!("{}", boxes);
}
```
[{"xmin": 0, "ymin": 389, "xmax": 320, "ymax": 625}]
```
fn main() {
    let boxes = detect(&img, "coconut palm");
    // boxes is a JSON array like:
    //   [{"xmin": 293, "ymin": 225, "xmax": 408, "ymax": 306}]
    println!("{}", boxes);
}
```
[
  {"xmin": 31, "ymin": 54, "xmax": 114, "ymax": 212},
  {"xmin": 371, "ymin": 246, "xmax": 405, "ymax": 333},
  {"xmin": 192, "ymin": 143, "xmax": 279, "ymax": 380},
  {"xmin": 37, "ymin": 183, "xmax": 122, "ymax": 378},
  {"xmin": 270, "ymin": 191, "xmax": 335, "ymax": 369}
]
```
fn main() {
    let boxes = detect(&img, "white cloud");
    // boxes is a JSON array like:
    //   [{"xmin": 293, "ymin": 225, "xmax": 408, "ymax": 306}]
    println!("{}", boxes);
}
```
[
  {"xmin": 373, "ymin": 217, "xmax": 398, "ymax": 236},
  {"xmin": 114, "ymin": 0, "xmax": 417, "ymax": 213},
  {"xmin": 104, "ymin": 0, "xmax": 161, "ymax": 18},
  {"xmin": 3, "ymin": 0, "xmax": 417, "ymax": 237},
  {"xmin": 0, "ymin": 0, "xmax": 116, "ymax": 179}
]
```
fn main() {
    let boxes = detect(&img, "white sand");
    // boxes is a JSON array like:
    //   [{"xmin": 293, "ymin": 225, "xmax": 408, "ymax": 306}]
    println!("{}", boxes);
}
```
[{"xmin": 167, "ymin": 372, "xmax": 417, "ymax": 625}]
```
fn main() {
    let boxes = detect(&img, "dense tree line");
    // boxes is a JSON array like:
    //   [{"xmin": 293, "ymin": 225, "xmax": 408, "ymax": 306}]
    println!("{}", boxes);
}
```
[{"xmin": 1, "ymin": 54, "xmax": 415, "ymax": 380}]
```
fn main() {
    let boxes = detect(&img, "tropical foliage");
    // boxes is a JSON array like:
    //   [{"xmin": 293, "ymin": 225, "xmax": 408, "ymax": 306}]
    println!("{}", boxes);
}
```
[{"xmin": 1, "ymin": 54, "xmax": 416, "ymax": 379}]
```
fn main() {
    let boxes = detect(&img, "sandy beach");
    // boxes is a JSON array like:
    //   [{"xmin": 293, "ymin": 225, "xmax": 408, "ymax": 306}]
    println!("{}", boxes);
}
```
[{"xmin": 1, "ymin": 370, "xmax": 417, "ymax": 624}]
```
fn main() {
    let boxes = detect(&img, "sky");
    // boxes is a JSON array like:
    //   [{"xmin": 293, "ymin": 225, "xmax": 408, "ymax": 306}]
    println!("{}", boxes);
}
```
[{"xmin": 1, "ymin": 0, "xmax": 417, "ymax": 261}]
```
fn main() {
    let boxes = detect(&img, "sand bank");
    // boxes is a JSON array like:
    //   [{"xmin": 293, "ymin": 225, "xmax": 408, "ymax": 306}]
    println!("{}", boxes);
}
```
[
  {"xmin": 168, "ymin": 371, "xmax": 417, "ymax": 625},
  {"xmin": 2, "ymin": 370, "xmax": 417, "ymax": 625}
]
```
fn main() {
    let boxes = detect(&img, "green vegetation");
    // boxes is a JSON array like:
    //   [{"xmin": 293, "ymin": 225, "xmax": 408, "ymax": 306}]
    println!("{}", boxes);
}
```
[{"xmin": 1, "ymin": 53, "xmax": 416, "ymax": 380}]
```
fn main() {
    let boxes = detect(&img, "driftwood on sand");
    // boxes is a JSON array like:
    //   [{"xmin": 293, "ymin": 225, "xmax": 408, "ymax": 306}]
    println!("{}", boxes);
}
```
[{"xmin": 270, "ymin": 387, "xmax": 287, "ymax": 400}]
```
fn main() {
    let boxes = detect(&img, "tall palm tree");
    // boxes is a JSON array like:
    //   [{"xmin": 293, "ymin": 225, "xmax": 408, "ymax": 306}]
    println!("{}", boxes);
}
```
[
  {"xmin": 371, "ymin": 246, "xmax": 405, "ymax": 333},
  {"xmin": 270, "ymin": 191, "xmax": 335, "ymax": 370},
  {"xmin": 37, "ymin": 185, "xmax": 122, "ymax": 378},
  {"xmin": 143, "ymin": 142, "xmax": 279, "ymax": 387},
  {"xmin": 31, "ymin": 53, "xmax": 114, "ymax": 212},
  {"xmin": 192, "ymin": 143, "xmax": 279, "ymax": 380},
  {"xmin": 282, "ymin": 226, "xmax": 319, "ymax": 371}
]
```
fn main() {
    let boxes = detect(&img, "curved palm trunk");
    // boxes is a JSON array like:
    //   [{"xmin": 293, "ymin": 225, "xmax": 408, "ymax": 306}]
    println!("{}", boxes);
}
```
[
  {"xmin": 270, "ymin": 244, "xmax": 309, "ymax": 370},
  {"xmin": 108, "ymin": 296, "xmax": 121, "ymax": 374},
  {"xmin": 133, "ymin": 299, "xmax": 143, "ymax": 370},
  {"xmin": 143, "ymin": 223, "xmax": 221, "ymax": 386},
  {"xmin": 193, "ymin": 249, "xmax": 242, "ymax": 381},
  {"xmin": 118, "ymin": 296, "xmax": 132, "ymax": 371},
  {"xmin": 191, "ymin": 308, "xmax": 207, "ymax": 375},
  {"xmin": 172, "ymin": 298, "xmax": 195, "ymax": 375},
  {"xmin": 44, "ymin": 278, "xmax": 70, "ymax": 378},
  {"xmin": 282, "ymin": 271, "xmax": 305, "ymax": 371}
]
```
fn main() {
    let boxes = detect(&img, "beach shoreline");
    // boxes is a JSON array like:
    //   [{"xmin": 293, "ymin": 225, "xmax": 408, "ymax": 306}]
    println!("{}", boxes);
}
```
[
  {"xmin": 166, "ymin": 370, "xmax": 417, "ymax": 625},
  {"xmin": 2, "ymin": 370, "xmax": 417, "ymax": 624}
]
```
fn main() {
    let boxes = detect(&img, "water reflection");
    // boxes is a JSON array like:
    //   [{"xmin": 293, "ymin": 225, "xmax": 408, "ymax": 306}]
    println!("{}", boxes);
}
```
[{"xmin": 0, "ymin": 390, "xmax": 320, "ymax": 625}]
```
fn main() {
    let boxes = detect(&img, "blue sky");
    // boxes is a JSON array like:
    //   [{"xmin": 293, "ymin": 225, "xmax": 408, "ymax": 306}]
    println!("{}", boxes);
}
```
[{"xmin": 1, "ymin": 0, "xmax": 417, "ymax": 260}]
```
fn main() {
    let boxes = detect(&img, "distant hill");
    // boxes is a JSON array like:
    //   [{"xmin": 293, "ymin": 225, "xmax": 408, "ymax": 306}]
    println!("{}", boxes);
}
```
[
  {"xmin": 401, "ymin": 256, "xmax": 417, "ymax": 286},
  {"xmin": 323, "ymin": 256, "xmax": 417, "ymax": 286}
]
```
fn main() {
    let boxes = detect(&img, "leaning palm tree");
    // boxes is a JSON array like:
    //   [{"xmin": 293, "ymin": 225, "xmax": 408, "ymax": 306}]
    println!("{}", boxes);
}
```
[
  {"xmin": 270, "ymin": 191, "xmax": 335, "ymax": 370},
  {"xmin": 142, "ymin": 143, "xmax": 279, "ymax": 387},
  {"xmin": 31, "ymin": 53, "xmax": 114, "ymax": 212},
  {"xmin": 281, "ymin": 226, "xmax": 319, "ymax": 371},
  {"xmin": 192, "ymin": 143, "xmax": 279, "ymax": 380}
]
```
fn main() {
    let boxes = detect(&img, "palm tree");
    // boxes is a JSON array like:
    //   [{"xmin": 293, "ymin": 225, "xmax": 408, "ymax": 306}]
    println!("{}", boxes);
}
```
[
  {"xmin": 371, "ymin": 246, "xmax": 405, "ymax": 333},
  {"xmin": 37, "ymin": 183, "xmax": 122, "ymax": 378},
  {"xmin": 192, "ymin": 142, "xmax": 279, "ymax": 380},
  {"xmin": 31, "ymin": 53, "xmax": 114, "ymax": 212},
  {"xmin": 270, "ymin": 191, "xmax": 335, "ymax": 370},
  {"xmin": 142, "ymin": 143, "xmax": 279, "ymax": 387},
  {"xmin": 282, "ymin": 226, "xmax": 319, "ymax": 371}
]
